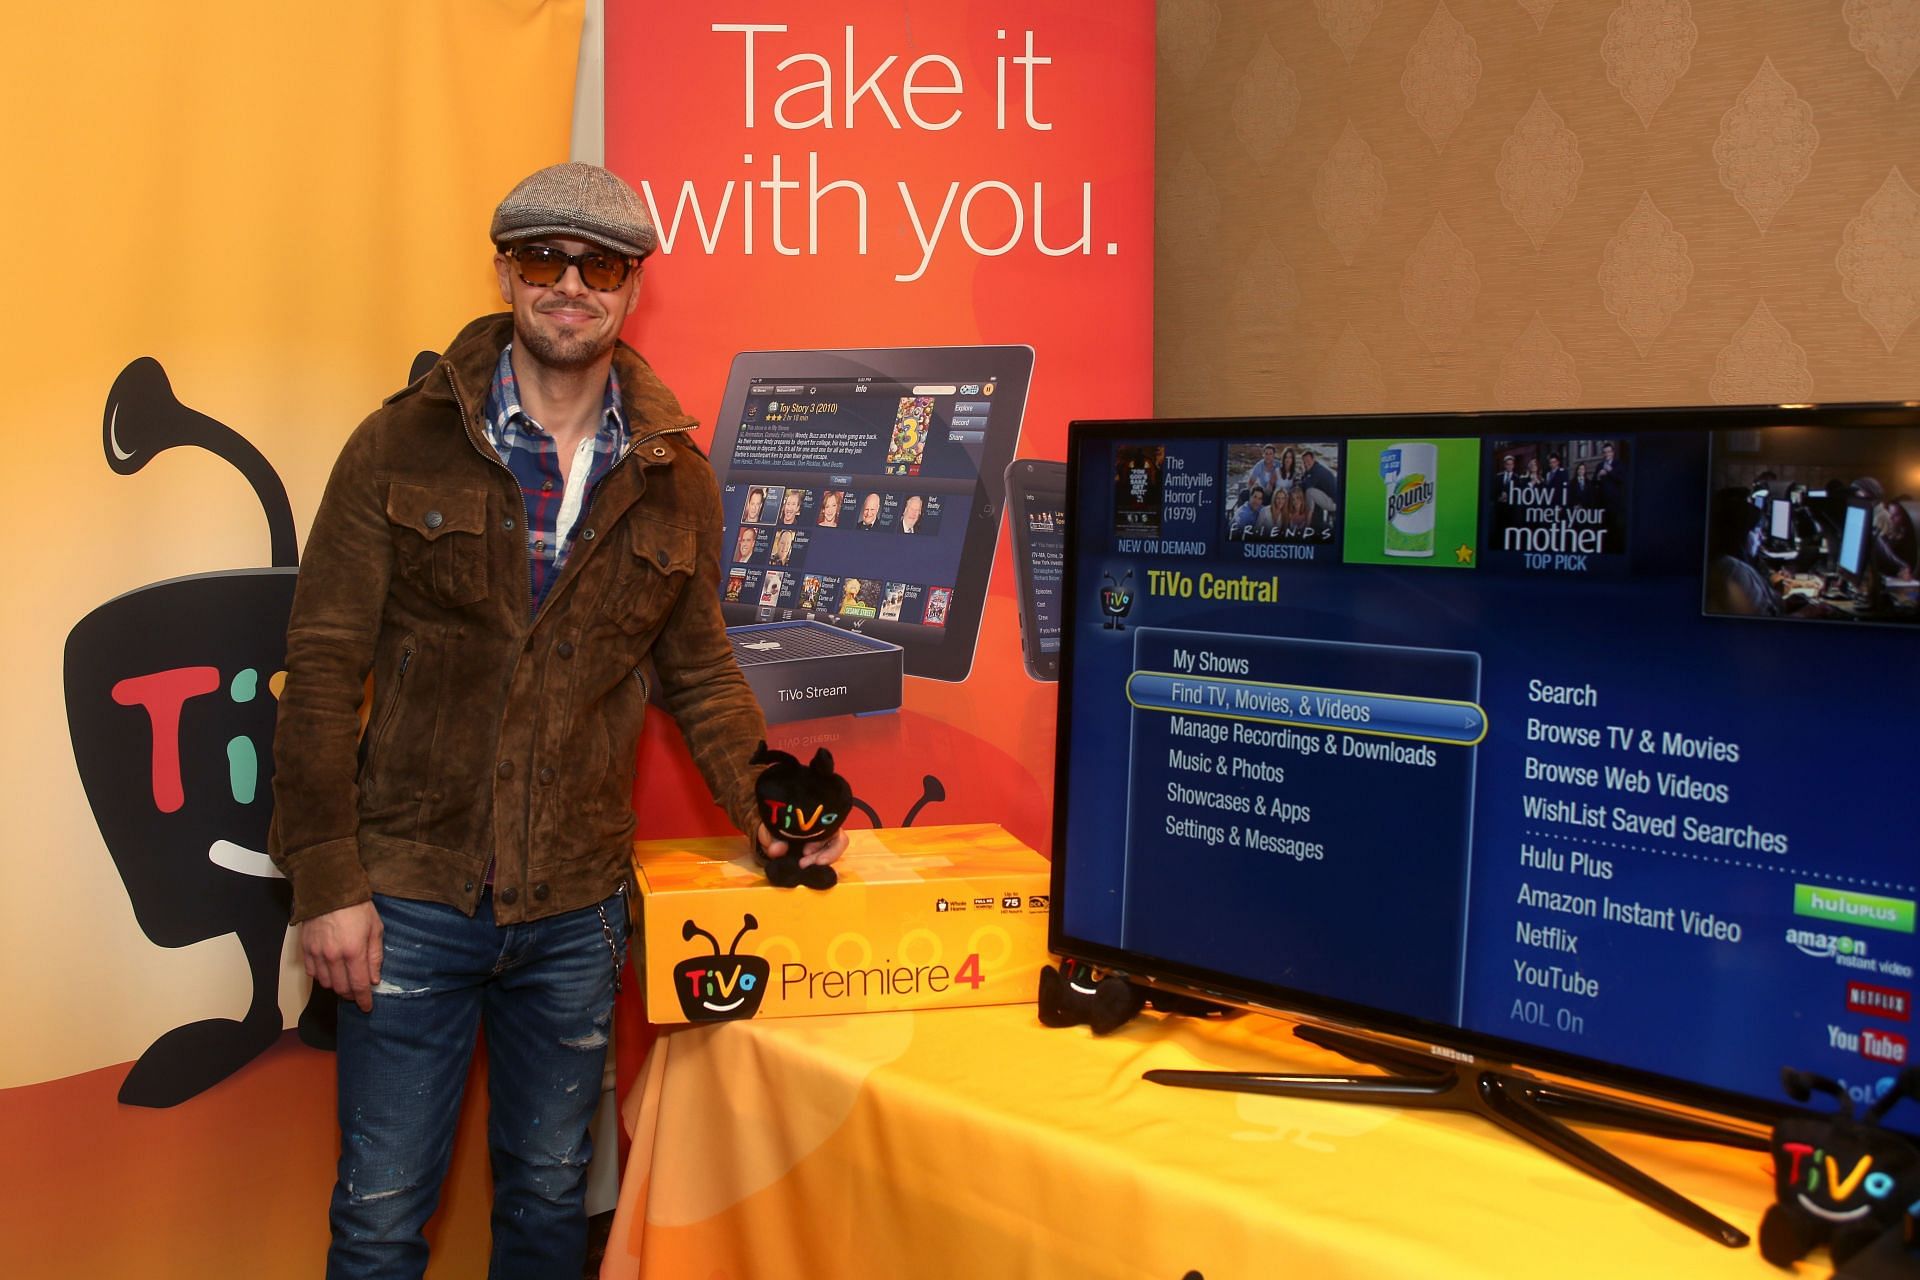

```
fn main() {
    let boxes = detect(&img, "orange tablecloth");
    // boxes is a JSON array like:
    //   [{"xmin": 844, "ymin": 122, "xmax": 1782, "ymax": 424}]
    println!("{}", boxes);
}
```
[{"xmin": 602, "ymin": 1004, "xmax": 1788, "ymax": 1279}]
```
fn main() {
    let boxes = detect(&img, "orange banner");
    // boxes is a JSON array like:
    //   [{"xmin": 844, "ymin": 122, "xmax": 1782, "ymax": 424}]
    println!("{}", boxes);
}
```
[{"xmin": 0, "ymin": 3, "xmax": 582, "ymax": 1276}]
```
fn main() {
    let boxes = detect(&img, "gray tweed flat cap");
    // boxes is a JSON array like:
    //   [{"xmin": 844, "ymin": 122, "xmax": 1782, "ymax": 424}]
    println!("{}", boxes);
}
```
[{"xmin": 490, "ymin": 162, "xmax": 657, "ymax": 258}]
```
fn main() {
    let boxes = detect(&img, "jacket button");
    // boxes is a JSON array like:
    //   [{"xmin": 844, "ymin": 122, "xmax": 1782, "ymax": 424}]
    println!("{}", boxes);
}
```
[
  {"xmin": 538, "ymin": 766, "xmax": 556, "ymax": 784},
  {"xmin": 412, "ymin": 788, "xmax": 424, "ymax": 800},
  {"xmin": 557, "ymin": 640, "xmax": 575, "ymax": 658},
  {"xmin": 533, "ymin": 882, "xmax": 550, "ymax": 901},
  {"xmin": 430, "ymin": 790, "xmax": 443, "ymax": 802},
  {"xmin": 497, "ymin": 760, "xmax": 514, "ymax": 779},
  {"xmin": 464, "ymin": 880, "xmax": 475, "ymax": 893},
  {"xmin": 581, "ymin": 528, "xmax": 595, "ymax": 541},
  {"xmin": 503, "ymin": 517, "xmax": 517, "ymax": 531},
  {"xmin": 652, "ymin": 445, "xmax": 666, "ymax": 457},
  {"xmin": 424, "ymin": 510, "xmax": 443, "ymax": 529},
  {"xmin": 498, "ymin": 887, "xmax": 519, "ymax": 906}
]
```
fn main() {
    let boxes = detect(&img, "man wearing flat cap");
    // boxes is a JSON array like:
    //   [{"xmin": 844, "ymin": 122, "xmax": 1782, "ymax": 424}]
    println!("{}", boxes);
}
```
[{"xmin": 270, "ymin": 161, "xmax": 845, "ymax": 1278}]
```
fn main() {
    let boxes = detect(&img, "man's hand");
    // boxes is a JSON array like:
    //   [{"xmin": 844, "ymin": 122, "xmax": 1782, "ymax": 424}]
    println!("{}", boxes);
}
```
[
  {"xmin": 757, "ymin": 823, "xmax": 849, "ymax": 870},
  {"xmin": 302, "ymin": 901, "xmax": 384, "ymax": 1013}
]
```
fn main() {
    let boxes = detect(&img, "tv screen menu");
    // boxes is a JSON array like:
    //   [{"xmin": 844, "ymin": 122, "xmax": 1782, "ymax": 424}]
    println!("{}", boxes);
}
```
[{"xmin": 1056, "ymin": 411, "xmax": 1920, "ymax": 1125}]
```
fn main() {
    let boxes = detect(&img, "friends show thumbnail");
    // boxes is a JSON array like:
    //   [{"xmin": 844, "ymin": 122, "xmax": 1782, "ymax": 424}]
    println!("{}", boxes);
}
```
[{"xmin": 1224, "ymin": 441, "xmax": 1341, "ymax": 548}]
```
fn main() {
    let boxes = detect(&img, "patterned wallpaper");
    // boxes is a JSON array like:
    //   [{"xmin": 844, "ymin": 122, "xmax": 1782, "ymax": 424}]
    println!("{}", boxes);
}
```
[{"xmin": 1154, "ymin": 0, "xmax": 1919, "ymax": 417}]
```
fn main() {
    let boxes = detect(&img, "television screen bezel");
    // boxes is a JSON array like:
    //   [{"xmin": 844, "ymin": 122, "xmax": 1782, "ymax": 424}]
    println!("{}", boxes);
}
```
[{"xmin": 1049, "ymin": 400, "xmax": 1920, "ymax": 1131}]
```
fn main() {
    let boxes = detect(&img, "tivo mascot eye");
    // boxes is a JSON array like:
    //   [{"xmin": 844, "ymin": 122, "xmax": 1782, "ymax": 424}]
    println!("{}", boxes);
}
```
[
  {"xmin": 751, "ymin": 741, "xmax": 851, "ymax": 890},
  {"xmin": 1759, "ymin": 1066, "xmax": 1920, "ymax": 1275}
]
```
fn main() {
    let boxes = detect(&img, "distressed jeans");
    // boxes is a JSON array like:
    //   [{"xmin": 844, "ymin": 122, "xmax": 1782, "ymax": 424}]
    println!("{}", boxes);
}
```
[{"xmin": 326, "ymin": 889, "xmax": 628, "ymax": 1280}]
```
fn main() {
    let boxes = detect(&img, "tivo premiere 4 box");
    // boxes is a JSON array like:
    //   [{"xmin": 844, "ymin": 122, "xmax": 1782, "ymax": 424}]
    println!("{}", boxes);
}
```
[{"xmin": 632, "ymin": 823, "xmax": 1050, "ymax": 1023}]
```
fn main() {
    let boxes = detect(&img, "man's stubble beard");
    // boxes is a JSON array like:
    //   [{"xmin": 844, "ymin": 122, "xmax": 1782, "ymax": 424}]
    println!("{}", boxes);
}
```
[{"xmin": 517, "ymin": 314, "xmax": 616, "ymax": 372}]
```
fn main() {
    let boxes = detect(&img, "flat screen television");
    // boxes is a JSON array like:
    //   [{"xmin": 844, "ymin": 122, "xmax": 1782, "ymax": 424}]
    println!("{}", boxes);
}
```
[{"xmin": 1050, "ymin": 404, "xmax": 1920, "ymax": 1233}]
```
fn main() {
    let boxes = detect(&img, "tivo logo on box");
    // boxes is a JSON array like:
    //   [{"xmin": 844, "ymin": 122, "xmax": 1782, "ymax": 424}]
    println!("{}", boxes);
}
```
[
  {"xmin": 1847, "ymin": 982, "xmax": 1911, "ymax": 1021},
  {"xmin": 674, "ymin": 915, "xmax": 769, "ymax": 1021}
]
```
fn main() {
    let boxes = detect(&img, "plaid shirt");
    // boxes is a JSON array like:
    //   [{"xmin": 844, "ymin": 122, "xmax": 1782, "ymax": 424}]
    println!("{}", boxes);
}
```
[{"xmin": 483, "ymin": 344, "xmax": 628, "ymax": 614}]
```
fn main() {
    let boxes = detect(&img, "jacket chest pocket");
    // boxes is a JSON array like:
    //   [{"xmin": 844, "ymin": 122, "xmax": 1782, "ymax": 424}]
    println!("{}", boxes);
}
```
[
  {"xmin": 387, "ymin": 483, "xmax": 490, "ymax": 607},
  {"xmin": 608, "ymin": 519, "xmax": 698, "ymax": 635}
]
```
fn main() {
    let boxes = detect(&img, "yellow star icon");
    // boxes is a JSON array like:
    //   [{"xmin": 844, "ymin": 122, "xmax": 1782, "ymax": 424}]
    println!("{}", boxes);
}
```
[{"xmin": 1454, "ymin": 543, "xmax": 1475, "ymax": 565}]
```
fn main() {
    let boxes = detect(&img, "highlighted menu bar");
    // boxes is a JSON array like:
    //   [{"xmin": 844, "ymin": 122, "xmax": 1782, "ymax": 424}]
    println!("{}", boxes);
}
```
[{"xmin": 1126, "ymin": 673, "xmax": 1487, "ymax": 745}]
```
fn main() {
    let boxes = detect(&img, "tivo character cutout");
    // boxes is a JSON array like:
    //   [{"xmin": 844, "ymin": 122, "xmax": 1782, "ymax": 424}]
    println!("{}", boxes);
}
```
[
  {"xmin": 675, "ymin": 915, "xmax": 770, "ymax": 1021},
  {"xmin": 847, "ymin": 772, "xmax": 946, "ymax": 830},
  {"xmin": 65, "ymin": 355, "xmax": 350, "ymax": 1106},
  {"xmin": 1759, "ymin": 1067, "xmax": 1920, "ymax": 1273},
  {"xmin": 752, "ymin": 741, "xmax": 852, "ymax": 889}
]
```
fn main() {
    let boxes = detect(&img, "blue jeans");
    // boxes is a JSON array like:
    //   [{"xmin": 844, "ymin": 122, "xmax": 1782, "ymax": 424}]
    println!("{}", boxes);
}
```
[{"xmin": 327, "ymin": 889, "xmax": 629, "ymax": 1280}]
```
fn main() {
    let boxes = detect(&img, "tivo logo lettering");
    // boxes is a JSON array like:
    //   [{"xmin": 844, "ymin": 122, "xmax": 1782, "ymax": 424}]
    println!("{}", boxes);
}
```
[
  {"xmin": 1848, "ymin": 983, "xmax": 1911, "ymax": 1022},
  {"xmin": 674, "ymin": 915, "xmax": 769, "ymax": 1021},
  {"xmin": 765, "ymin": 799, "xmax": 842, "ymax": 837},
  {"xmin": 1779, "ymin": 1143, "xmax": 1908, "ymax": 1223}
]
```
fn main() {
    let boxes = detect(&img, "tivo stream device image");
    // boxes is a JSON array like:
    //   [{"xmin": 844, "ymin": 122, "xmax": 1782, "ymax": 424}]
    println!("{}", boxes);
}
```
[{"xmin": 726, "ymin": 620, "xmax": 904, "ymax": 725}]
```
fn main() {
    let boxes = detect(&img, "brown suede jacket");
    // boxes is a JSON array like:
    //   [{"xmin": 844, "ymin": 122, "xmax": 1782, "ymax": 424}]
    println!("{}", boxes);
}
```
[{"xmin": 268, "ymin": 312, "xmax": 766, "ymax": 925}]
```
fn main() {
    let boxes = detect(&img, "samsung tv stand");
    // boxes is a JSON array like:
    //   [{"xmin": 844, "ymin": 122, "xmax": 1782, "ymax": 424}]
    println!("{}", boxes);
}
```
[{"xmin": 1146, "ymin": 1023, "xmax": 1765, "ymax": 1248}]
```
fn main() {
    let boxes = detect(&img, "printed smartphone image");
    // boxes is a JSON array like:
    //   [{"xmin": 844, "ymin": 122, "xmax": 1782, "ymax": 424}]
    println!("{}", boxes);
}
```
[{"xmin": 1004, "ymin": 458, "xmax": 1067, "ymax": 681}]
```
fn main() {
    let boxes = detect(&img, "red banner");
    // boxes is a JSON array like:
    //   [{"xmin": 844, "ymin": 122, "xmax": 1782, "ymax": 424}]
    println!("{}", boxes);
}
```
[{"xmin": 607, "ymin": 1, "xmax": 1154, "ymax": 854}]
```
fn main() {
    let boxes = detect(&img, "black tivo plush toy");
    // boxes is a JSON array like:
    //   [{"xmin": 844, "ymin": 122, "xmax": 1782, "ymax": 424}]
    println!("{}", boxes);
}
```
[
  {"xmin": 1760, "ymin": 1066, "xmax": 1920, "ymax": 1276},
  {"xmin": 1037, "ymin": 958, "xmax": 1232, "ymax": 1034},
  {"xmin": 751, "ymin": 741, "xmax": 852, "ymax": 890}
]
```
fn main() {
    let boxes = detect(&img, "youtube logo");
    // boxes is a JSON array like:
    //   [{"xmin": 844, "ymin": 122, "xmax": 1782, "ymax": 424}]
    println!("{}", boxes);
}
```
[
  {"xmin": 1847, "ymin": 982, "xmax": 1911, "ymax": 1022},
  {"xmin": 1862, "ymin": 1028, "xmax": 1909, "ymax": 1065}
]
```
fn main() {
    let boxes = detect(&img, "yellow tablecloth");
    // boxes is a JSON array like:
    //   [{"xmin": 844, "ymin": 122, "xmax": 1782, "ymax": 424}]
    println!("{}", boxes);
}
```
[{"xmin": 602, "ymin": 1004, "xmax": 1786, "ymax": 1279}]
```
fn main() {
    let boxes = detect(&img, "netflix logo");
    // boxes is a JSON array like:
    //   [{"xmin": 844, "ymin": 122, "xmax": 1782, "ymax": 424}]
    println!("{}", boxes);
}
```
[
  {"xmin": 1862, "ymin": 1028, "xmax": 1909, "ymax": 1065},
  {"xmin": 1847, "ymin": 982, "xmax": 1912, "ymax": 1022}
]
